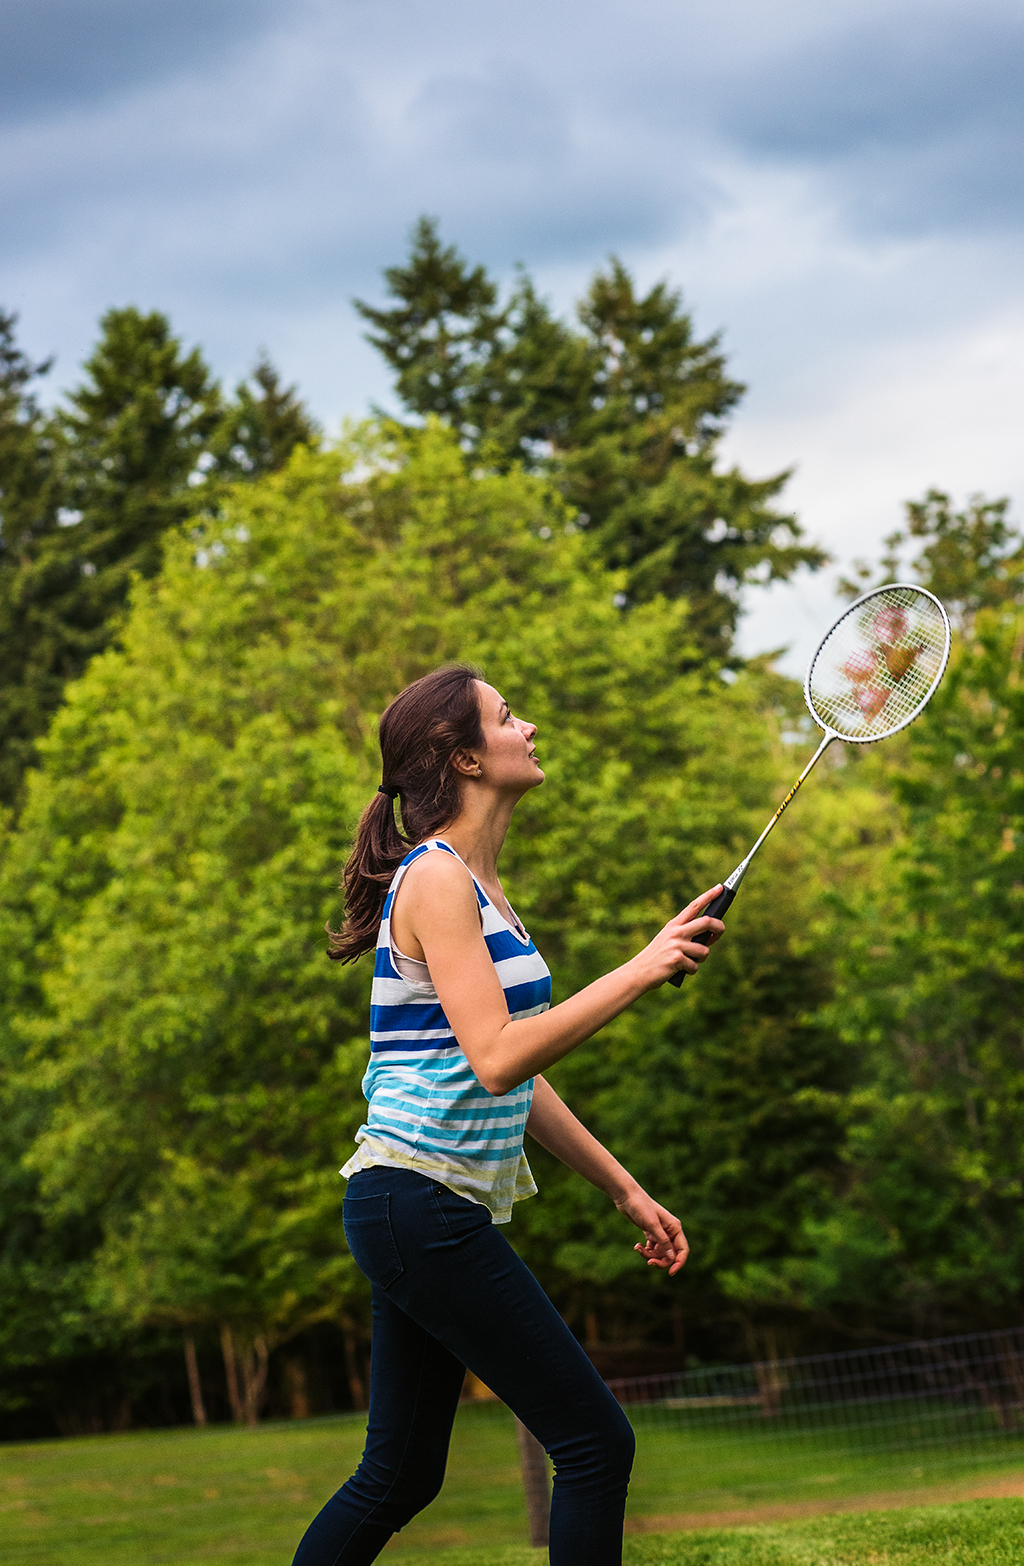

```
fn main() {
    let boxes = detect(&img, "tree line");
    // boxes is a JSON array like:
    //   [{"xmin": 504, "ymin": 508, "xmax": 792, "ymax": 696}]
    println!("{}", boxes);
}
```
[{"xmin": 0, "ymin": 221, "xmax": 1020, "ymax": 1437}]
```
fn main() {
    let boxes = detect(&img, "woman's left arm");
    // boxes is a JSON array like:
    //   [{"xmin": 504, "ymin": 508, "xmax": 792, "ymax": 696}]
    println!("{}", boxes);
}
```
[{"xmin": 525, "ymin": 1075, "xmax": 688, "ymax": 1276}]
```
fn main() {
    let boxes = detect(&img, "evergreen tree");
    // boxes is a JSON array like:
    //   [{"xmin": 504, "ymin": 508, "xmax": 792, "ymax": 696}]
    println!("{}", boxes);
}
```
[
  {"xmin": 213, "ymin": 356, "xmax": 320, "ymax": 479},
  {"xmin": 356, "ymin": 219, "xmax": 825, "ymax": 657},
  {"xmin": 356, "ymin": 218, "xmax": 508, "ymax": 423},
  {"xmin": 0, "ymin": 308, "xmax": 221, "ymax": 807},
  {"xmin": 0, "ymin": 312, "xmax": 63, "ymax": 802},
  {"xmin": 0, "ymin": 311, "xmax": 55, "ymax": 552},
  {"xmin": 56, "ymin": 306, "xmax": 222, "ymax": 622}
]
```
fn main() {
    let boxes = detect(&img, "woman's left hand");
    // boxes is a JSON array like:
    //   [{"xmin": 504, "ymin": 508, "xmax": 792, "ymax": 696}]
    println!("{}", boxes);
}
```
[{"xmin": 615, "ymin": 1188, "xmax": 689, "ymax": 1276}]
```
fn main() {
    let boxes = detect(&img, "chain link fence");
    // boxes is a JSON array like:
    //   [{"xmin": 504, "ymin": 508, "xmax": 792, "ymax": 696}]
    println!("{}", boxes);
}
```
[{"xmin": 604, "ymin": 1326, "xmax": 1024, "ymax": 1465}]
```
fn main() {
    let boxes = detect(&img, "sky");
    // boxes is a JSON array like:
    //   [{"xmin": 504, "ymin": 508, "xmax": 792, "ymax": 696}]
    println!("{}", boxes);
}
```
[{"xmin": 3, "ymin": 0, "xmax": 1022, "ymax": 671}]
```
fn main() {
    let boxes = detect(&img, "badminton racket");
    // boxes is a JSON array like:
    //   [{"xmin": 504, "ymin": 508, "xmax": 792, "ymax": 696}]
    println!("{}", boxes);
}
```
[{"xmin": 669, "ymin": 583, "xmax": 952, "ymax": 986}]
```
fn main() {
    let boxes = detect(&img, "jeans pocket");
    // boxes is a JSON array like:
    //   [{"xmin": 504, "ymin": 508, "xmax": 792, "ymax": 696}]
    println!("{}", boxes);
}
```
[{"xmin": 343, "ymin": 1193, "xmax": 404, "ymax": 1289}]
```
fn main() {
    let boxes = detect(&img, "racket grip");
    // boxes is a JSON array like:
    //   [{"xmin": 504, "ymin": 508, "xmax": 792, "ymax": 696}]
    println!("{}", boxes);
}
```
[{"xmin": 667, "ymin": 884, "xmax": 736, "ymax": 989}]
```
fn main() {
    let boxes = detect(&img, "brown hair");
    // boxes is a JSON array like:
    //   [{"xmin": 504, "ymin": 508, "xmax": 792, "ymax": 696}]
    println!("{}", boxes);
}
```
[{"xmin": 327, "ymin": 664, "xmax": 485, "ymax": 962}]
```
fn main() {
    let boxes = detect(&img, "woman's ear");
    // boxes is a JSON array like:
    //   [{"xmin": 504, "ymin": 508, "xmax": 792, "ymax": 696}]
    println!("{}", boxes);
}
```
[{"xmin": 451, "ymin": 750, "xmax": 483, "ymax": 779}]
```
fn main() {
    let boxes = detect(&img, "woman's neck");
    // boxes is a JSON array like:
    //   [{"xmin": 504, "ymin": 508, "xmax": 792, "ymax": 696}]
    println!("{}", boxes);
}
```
[{"xmin": 435, "ymin": 790, "xmax": 516, "ymax": 895}]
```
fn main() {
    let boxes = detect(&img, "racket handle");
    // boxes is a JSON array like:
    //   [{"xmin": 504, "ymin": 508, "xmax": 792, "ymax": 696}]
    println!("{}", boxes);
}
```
[{"xmin": 667, "ymin": 884, "xmax": 736, "ymax": 988}]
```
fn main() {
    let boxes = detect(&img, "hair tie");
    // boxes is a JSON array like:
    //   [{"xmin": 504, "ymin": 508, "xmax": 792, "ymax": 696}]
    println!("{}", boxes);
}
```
[{"xmin": 377, "ymin": 782, "xmax": 400, "ymax": 800}]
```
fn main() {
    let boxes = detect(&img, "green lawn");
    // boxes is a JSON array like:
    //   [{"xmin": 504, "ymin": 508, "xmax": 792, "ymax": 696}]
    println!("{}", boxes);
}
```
[{"xmin": 2, "ymin": 1403, "xmax": 1024, "ymax": 1564}]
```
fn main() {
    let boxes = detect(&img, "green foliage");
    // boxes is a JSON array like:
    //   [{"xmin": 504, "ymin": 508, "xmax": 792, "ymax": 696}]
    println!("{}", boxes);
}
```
[
  {"xmin": 746, "ymin": 499, "xmax": 1024, "ymax": 1332},
  {"xmin": 0, "ymin": 421, "xmax": 846, "ymax": 1405},
  {"xmin": 356, "ymin": 218, "xmax": 825, "ymax": 656},
  {"xmin": 0, "ymin": 307, "xmax": 222, "ymax": 810},
  {"xmin": 840, "ymin": 488, "xmax": 1024, "ymax": 631},
  {"xmin": 0, "ymin": 310, "xmax": 319, "ymax": 810},
  {"xmin": 0, "ymin": 312, "xmax": 64, "ymax": 801},
  {"xmin": 54, "ymin": 307, "xmax": 223, "ymax": 630},
  {"xmin": 794, "ymin": 603, "xmax": 1024, "ymax": 1331},
  {"xmin": 521, "ymin": 734, "xmax": 889, "ymax": 1353},
  {"xmin": 0, "ymin": 311, "xmax": 56, "ymax": 558},
  {"xmin": 2, "ymin": 278, "xmax": 1018, "ymax": 1431},
  {"xmin": 356, "ymin": 217, "xmax": 509, "ymax": 422},
  {"xmin": 212, "ymin": 356, "xmax": 321, "ymax": 479}
]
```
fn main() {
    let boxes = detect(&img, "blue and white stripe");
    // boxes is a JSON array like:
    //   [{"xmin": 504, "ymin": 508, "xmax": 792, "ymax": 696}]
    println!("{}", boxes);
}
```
[{"xmin": 340, "ymin": 840, "xmax": 552, "ymax": 1223}]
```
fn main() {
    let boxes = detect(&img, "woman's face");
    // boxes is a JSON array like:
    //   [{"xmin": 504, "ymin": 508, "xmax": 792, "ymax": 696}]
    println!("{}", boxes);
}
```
[{"xmin": 472, "ymin": 681, "xmax": 544, "ymax": 796}]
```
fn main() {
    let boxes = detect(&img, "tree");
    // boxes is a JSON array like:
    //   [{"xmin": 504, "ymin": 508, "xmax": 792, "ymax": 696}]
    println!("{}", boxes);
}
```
[
  {"xmin": 840, "ymin": 488, "xmax": 1024, "ymax": 633},
  {"xmin": 212, "ymin": 356, "xmax": 320, "ymax": 479},
  {"xmin": 55, "ymin": 306, "xmax": 223, "ymax": 632},
  {"xmin": 356, "ymin": 218, "xmax": 825, "ymax": 657},
  {"xmin": 0, "ymin": 308, "xmax": 222, "ymax": 808},
  {"xmin": 356, "ymin": 219, "xmax": 509, "ymax": 424},
  {"xmin": 750, "ymin": 496, "xmax": 1024, "ymax": 1337},
  {"xmin": 0, "ymin": 311, "xmax": 63, "ymax": 802},
  {"xmin": 0, "ymin": 420, "xmax": 860, "ymax": 1430},
  {"xmin": 0, "ymin": 311, "xmax": 56, "ymax": 554},
  {"xmin": 813, "ymin": 601, "xmax": 1023, "ymax": 1334},
  {"xmin": 92, "ymin": 1155, "xmax": 364, "ymax": 1427}
]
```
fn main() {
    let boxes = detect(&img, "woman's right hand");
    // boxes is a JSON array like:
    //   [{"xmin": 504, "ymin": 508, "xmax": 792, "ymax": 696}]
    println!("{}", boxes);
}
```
[{"xmin": 631, "ymin": 885, "xmax": 726, "ymax": 989}]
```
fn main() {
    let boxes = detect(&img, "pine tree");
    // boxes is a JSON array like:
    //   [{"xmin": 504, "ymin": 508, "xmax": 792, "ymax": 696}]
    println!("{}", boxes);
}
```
[
  {"xmin": 55, "ymin": 306, "xmax": 222, "ymax": 618},
  {"xmin": 0, "ymin": 311, "xmax": 56, "ymax": 552},
  {"xmin": 356, "ymin": 216, "xmax": 508, "ymax": 423},
  {"xmin": 0, "ymin": 312, "xmax": 64, "ymax": 802},
  {"xmin": 356, "ymin": 219, "xmax": 825, "ymax": 658},
  {"xmin": 213, "ymin": 356, "xmax": 320, "ymax": 478},
  {"xmin": 0, "ymin": 308, "xmax": 221, "ymax": 806}
]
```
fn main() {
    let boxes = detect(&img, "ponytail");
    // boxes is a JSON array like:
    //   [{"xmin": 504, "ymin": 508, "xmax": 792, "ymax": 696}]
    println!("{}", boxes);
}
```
[{"xmin": 327, "ymin": 664, "xmax": 484, "ymax": 961}]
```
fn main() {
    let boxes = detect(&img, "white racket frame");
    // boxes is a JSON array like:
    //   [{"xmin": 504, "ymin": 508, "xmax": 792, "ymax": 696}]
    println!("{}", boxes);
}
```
[
  {"xmin": 724, "ymin": 583, "xmax": 951, "ymax": 896},
  {"xmin": 804, "ymin": 582, "xmax": 952, "ymax": 746},
  {"xmin": 669, "ymin": 583, "xmax": 952, "ymax": 984}
]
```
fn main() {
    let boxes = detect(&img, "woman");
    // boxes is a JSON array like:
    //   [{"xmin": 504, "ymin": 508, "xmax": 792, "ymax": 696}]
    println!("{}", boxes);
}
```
[{"xmin": 292, "ymin": 664, "xmax": 724, "ymax": 1566}]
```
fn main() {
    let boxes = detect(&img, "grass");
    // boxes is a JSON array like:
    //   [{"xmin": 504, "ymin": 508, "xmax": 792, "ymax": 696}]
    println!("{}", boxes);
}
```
[
  {"xmin": 418, "ymin": 1503, "xmax": 1024, "ymax": 1564},
  {"xmin": 2, "ymin": 1402, "xmax": 1024, "ymax": 1563}
]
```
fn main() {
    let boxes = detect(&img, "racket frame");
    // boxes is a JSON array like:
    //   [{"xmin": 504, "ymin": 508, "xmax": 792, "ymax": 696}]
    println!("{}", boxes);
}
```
[{"xmin": 667, "ymin": 583, "xmax": 951, "ymax": 988}]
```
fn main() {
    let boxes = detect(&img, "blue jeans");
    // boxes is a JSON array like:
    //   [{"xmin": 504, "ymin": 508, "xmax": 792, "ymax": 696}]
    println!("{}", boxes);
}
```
[{"xmin": 291, "ymin": 1167, "xmax": 635, "ymax": 1565}]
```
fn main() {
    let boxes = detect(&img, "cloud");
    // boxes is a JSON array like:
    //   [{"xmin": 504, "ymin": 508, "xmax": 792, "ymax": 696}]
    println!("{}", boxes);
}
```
[
  {"xmin": 409, "ymin": 67, "xmax": 567, "ymax": 166},
  {"xmin": 6, "ymin": 1, "xmax": 1022, "ymax": 300},
  {"xmin": 715, "ymin": 10, "xmax": 1024, "ymax": 235},
  {"xmin": 0, "ymin": 0, "xmax": 1020, "ymax": 659},
  {"xmin": 0, "ymin": 0, "xmax": 289, "ymax": 127}
]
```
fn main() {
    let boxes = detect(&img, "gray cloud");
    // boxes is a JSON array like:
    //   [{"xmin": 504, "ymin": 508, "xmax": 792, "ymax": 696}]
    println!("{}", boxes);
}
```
[
  {"xmin": 0, "ymin": 0, "xmax": 287, "ymax": 126},
  {"xmin": 1, "ymin": 0, "xmax": 1022, "ymax": 487},
  {"xmin": 409, "ymin": 67, "xmax": 567, "ymax": 166},
  {"xmin": 711, "ymin": 12, "xmax": 1024, "ymax": 233},
  {"xmin": 4, "ymin": 0, "xmax": 1021, "ymax": 304},
  {"xmin": 722, "ymin": 17, "xmax": 1024, "ymax": 156}
]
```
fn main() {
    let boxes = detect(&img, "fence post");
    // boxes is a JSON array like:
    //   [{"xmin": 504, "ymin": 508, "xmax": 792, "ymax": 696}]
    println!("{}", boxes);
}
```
[{"xmin": 515, "ymin": 1416, "xmax": 550, "ymax": 1547}]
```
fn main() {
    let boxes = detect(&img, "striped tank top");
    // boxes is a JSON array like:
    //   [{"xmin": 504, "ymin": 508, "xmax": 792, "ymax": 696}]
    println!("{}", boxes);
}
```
[{"xmin": 340, "ymin": 839, "xmax": 552, "ymax": 1223}]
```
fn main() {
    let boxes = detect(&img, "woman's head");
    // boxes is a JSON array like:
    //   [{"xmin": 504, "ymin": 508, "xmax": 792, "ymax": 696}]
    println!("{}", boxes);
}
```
[
  {"xmin": 377, "ymin": 663, "xmax": 486, "ymax": 832},
  {"xmin": 329, "ymin": 664, "xmax": 540, "ymax": 961}
]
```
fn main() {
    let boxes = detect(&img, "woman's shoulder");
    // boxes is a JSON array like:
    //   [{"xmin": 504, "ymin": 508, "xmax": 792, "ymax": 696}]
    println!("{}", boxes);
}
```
[
  {"xmin": 399, "ymin": 841, "xmax": 483, "ymax": 903},
  {"xmin": 400, "ymin": 838, "xmax": 460, "ymax": 869}
]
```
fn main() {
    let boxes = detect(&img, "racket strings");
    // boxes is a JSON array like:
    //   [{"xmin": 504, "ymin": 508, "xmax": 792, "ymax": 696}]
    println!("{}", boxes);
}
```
[{"xmin": 807, "ymin": 586, "xmax": 948, "ymax": 741}]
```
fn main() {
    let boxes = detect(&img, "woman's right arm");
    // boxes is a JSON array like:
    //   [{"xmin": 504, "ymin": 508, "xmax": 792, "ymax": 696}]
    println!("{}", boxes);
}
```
[{"xmin": 398, "ymin": 853, "xmax": 724, "ymax": 1097}]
